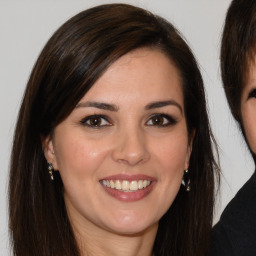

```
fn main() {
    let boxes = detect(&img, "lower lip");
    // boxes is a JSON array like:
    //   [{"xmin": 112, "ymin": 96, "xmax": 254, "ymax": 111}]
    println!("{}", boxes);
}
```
[{"xmin": 100, "ymin": 182, "xmax": 155, "ymax": 202}]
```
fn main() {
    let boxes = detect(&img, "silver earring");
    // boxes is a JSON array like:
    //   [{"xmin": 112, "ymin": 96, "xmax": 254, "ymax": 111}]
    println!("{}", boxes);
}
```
[
  {"xmin": 47, "ymin": 163, "xmax": 54, "ymax": 181},
  {"xmin": 182, "ymin": 169, "xmax": 191, "ymax": 191}
]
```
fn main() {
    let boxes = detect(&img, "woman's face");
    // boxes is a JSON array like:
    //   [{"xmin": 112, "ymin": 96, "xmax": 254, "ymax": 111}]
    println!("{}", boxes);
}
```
[
  {"xmin": 44, "ymin": 48, "xmax": 193, "ymax": 236},
  {"xmin": 241, "ymin": 57, "xmax": 256, "ymax": 154}
]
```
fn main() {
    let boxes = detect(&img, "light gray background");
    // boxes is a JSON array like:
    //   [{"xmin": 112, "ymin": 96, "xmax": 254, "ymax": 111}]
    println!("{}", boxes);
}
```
[{"xmin": 1, "ymin": 0, "xmax": 254, "ymax": 254}]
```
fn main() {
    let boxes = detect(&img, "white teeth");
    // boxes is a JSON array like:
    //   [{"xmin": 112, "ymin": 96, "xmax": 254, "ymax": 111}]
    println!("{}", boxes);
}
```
[
  {"xmin": 116, "ymin": 180, "xmax": 122, "ymax": 189},
  {"xmin": 129, "ymin": 181, "xmax": 138, "ymax": 191},
  {"xmin": 110, "ymin": 180, "xmax": 115, "ymax": 188},
  {"xmin": 122, "ymin": 180, "xmax": 129, "ymax": 191},
  {"xmin": 102, "ymin": 179, "xmax": 152, "ymax": 192}
]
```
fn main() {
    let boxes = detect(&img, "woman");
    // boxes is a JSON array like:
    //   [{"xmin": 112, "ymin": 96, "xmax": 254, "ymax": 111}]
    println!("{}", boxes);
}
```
[
  {"xmin": 211, "ymin": 0, "xmax": 256, "ymax": 255},
  {"xmin": 9, "ymin": 4, "xmax": 219, "ymax": 256}
]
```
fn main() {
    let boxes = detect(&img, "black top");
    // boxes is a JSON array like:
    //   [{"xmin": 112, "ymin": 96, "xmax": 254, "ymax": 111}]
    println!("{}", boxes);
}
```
[{"xmin": 211, "ymin": 172, "xmax": 256, "ymax": 256}]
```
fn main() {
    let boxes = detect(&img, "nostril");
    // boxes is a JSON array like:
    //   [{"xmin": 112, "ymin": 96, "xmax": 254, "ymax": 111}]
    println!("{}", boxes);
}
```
[
  {"xmin": 111, "ymin": 131, "xmax": 150, "ymax": 165},
  {"xmin": 113, "ymin": 148, "xmax": 150, "ymax": 166}
]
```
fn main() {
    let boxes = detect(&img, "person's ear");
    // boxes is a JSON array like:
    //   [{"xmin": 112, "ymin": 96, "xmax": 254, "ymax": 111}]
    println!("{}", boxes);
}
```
[
  {"xmin": 184, "ymin": 129, "xmax": 195, "ymax": 169},
  {"xmin": 41, "ymin": 135, "xmax": 58, "ymax": 170}
]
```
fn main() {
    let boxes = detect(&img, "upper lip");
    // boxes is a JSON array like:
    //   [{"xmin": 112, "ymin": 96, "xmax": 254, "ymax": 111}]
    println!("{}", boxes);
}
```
[{"xmin": 100, "ymin": 174, "xmax": 156, "ymax": 182}]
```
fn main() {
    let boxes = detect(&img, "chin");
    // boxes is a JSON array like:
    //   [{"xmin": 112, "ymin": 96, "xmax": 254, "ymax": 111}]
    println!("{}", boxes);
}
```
[{"xmin": 103, "ymin": 214, "xmax": 157, "ymax": 236}]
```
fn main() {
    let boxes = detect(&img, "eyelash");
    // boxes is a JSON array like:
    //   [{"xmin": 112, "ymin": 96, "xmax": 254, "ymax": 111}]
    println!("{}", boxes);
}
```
[
  {"xmin": 146, "ymin": 113, "xmax": 177, "ymax": 127},
  {"xmin": 80, "ymin": 113, "xmax": 177, "ymax": 128},
  {"xmin": 248, "ymin": 89, "xmax": 256, "ymax": 99},
  {"xmin": 80, "ymin": 115, "xmax": 112, "ymax": 128}
]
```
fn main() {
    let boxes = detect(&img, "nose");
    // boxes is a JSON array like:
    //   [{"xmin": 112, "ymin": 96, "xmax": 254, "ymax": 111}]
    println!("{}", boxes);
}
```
[{"xmin": 112, "ymin": 128, "xmax": 150, "ymax": 166}]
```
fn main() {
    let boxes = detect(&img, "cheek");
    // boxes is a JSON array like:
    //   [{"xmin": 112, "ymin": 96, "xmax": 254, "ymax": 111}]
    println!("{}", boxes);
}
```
[
  {"xmin": 149, "ymin": 134, "xmax": 188, "ymax": 216},
  {"xmin": 242, "ymin": 106, "xmax": 256, "ymax": 154},
  {"xmin": 153, "ymin": 133, "xmax": 189, "ymax": 172},
  {"xmin": 149, "ymin": 131, "xmax": 189, "ymax": 210},
  {"xmin": 54, "ymin": 132, "xmax": 110, "ymax": 180}
]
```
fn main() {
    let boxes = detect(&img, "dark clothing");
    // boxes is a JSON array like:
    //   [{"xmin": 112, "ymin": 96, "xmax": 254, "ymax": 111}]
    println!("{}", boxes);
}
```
[{"xmin": 211, "ymin": 172, "xmax": 256, "ymax": 256}]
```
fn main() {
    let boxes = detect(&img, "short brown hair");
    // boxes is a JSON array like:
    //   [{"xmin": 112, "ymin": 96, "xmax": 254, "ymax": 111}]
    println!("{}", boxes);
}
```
[{"xmin": 221, "ymin": 0, "xmax": 256, "ymax": 124}]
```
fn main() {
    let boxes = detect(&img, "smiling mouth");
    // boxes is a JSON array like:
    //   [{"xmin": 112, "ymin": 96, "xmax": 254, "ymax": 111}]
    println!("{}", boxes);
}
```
[{"xmin": 101, "ymin": 179, "xmax": 151, "ymax": 192}]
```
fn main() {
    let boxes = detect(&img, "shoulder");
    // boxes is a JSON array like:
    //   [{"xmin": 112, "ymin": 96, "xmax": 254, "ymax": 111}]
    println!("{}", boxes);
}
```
[
  {"xmin": 221, "ymin": 172, "xmax": 256, "ymax": 219},
  {"xmin": 210, "ymin": 173, "xmax": 256, "ymax": 256}
]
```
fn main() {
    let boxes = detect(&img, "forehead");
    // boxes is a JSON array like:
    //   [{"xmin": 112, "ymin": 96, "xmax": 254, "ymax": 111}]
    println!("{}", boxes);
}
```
[{"xmin": 79, "ymin": 48, "xmax": 184, "ymax": 106}]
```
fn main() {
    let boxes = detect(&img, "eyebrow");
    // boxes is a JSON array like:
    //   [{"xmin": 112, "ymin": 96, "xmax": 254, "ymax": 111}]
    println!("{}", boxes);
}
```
[
  {"xmin": 76, "ymin": 101, "xmax": 119, "ymax": 111},
  {"xmin": 76, "ymin": 99, "xmax": 183, "ymax": 114},
  {"xmin": 145, "ymin": 100, "xmax": 183, "ymax": 114}
]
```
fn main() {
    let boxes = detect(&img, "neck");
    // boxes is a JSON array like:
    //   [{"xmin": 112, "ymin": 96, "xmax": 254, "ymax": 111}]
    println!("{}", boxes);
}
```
[{"xmin": 72, "ymin": 218, "xmax": 158, "ymax": 256}]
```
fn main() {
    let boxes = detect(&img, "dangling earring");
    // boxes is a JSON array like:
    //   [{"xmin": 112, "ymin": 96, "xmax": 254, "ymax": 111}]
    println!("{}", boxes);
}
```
[
  {"xmin": 47, "ymin": 162, "xmax": 54, "ymax": 181},
  {"xmin": 182, "ymin": 169, "xmax": 191, "ymax": 191}
]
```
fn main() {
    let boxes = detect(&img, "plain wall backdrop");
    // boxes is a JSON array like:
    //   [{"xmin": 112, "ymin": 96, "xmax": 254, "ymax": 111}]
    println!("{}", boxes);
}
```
[{"xmin": 0, "ymin": 0, "xmax": 254, "ymax": 254}]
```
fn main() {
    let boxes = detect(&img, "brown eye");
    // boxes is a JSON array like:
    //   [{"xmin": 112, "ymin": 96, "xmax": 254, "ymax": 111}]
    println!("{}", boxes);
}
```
[
  {"xmin": 80, "ymin": 115, "xmax": 111, "ymax": 128},
  {"xmin": 89, "ymin": 117, "xmax": 102, "ymax": 126},
  {"xmin": 248, "ymin": 88, "xmax": 256, "ymax": 99},
  {"xmin": 151, "ymin": 116, "xmax": 164, "ymax": 125},
  {"xmin": 146, "ymin": 114, "xmax": 177, "ymax": 127}
]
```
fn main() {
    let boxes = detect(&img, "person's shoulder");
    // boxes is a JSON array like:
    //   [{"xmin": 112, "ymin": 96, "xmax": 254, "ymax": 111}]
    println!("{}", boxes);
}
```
[
  {"xmin": 210, "ymin": 172, "xmax": 256, "ymax": 256},
  {"xmin": 221, "ymin": 172, "xmax": 256, "ymax": 219}
]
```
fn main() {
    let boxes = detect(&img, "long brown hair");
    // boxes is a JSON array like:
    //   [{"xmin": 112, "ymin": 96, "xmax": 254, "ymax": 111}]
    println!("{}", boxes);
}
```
[{"xmin": 9, "ymin": 4, "xmax": 219, "ymax": 256}]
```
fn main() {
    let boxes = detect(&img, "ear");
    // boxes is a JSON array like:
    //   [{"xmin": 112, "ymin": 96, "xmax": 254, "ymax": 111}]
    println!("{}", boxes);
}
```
[
  {"xmin": 184, "ymin": 129, "xmax": 195, "ymax": 170},
  {"xmin": 41, "ymin": 135, "xmax": 58, "ymax": 170}
]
